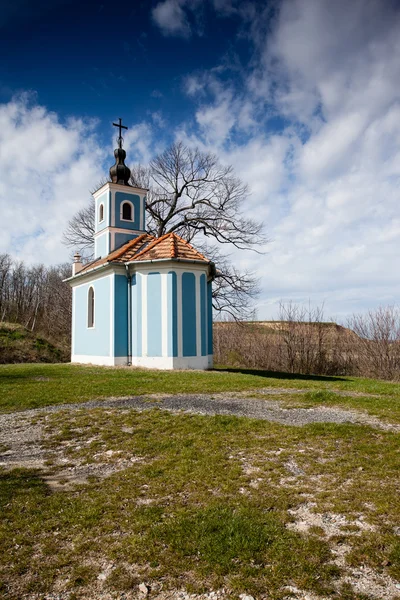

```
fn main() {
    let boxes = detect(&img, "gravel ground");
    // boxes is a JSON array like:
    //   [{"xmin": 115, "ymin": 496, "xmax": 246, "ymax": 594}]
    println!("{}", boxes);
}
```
[
  {"xmin": 12, "ymin": 391, "xmax": 397, "ymax": 429},
  {"xmin": 2, "ymin": 390, "xmax": 397, "ymax": 472},
  {"xmin": 1, "ymin": 390, "xmax": 398, "ymax": 445}
]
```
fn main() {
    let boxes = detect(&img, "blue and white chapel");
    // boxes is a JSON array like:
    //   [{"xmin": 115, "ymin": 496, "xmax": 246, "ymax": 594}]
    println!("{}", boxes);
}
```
[{"xmin": 67, "ymin": 123, "xmax": 215, "ymax": 370}]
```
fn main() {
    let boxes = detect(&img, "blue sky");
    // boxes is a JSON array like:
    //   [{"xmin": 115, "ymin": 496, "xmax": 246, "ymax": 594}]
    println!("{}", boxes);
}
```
[
  {"xmin": 1, "ymin": 0, "xmax": 400, "ymax": 321},
  {"xmin": 0, "ymin": 0, "xmax": 254, "ymax": 145}
]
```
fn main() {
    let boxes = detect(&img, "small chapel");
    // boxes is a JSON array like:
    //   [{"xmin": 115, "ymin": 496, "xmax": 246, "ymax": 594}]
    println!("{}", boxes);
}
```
[{"xmin": 66, "ymin": 120, "xmax": 215, "ymax": 370}]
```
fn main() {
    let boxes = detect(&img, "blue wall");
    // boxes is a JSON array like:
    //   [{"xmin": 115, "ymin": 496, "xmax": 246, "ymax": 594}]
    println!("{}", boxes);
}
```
[
  {"xmin": 115, "ymin": 231, "xmax": 140, "ymax": 250},
  {"xmin": 131, "ymin": 273, "xmax": 142, "ymax": 357},
  {"xmin": 167, "ymin": 271, "xmax": 178, "ymax": 357},
  {"xmin": 74, "ymin": 276, "xmax": 111, "ymax": 357},
  {"xmin": 207, "ymin": 281, "xmax": 213, "ymax": 355},
  {"xmin": 182, "ymin": 272, "xmax": 197, "ymax": 357},
  {"xmin": 114, "ymin": 274, "xmax": 128, "ymax": 357},
  {"xmin": 73, "ymin": 268, "xmax": 213, "ymax": 363},
  {"xmin": 147, "ymin": 272, "xmax": 162, "ymax": 357},
  {"xmin": 115, "ymin": 191, "xmax": 142, "ymax": 231},
  {"xmin": 95, "ymin": 232, "xmax": 108, "ymax": 258},
  {"xmin": 200, "ymin": 274, "xmax": 207, "ymax": 356}
]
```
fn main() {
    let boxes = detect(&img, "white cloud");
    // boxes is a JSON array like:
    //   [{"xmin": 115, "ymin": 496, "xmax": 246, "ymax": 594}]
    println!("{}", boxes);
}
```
[
  {"xmin": 152, "ymin": 0, "xmax": 206, "ymax": 38},
  {"xmin": 5, "ymin": 0, "xmax": 400, "ymax": 323},
  {"xmin": 184, "ymin": 74, "xmax": 206, "ymax": 97},
  {"xmin": 196, "ymin": 98, "xmax": 236, "ymax": 144},
  {"xmin": 122, "ymin": 122, "xmax": 154, "ymax": 164},
  {"xmin": 0, "ymin": 94, "xmax": 106, "ymax": 265},
  {"xmin": 152, "ymin": 0, "xmax": 192, "ymax": 38},
  {"xmin": 150, "ymin": 111, "xmax": 166, "ymax": 129},
  {"xmin": 175, "ymin": 0, "xmax": 400, "ymax": 319}
]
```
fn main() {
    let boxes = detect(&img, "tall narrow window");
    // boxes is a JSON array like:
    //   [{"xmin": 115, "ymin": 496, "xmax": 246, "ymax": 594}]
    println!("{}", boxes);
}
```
[
  {"xmin": 88, "ymin": 286, "xmax": 95, "ymax": 328},
  {"xmin": 99, "ymin": 203, "xmax": 104, "ymax": 222},
  {"xmin": 122, "ymin": 201, "xmax": 133, "ymax": 221}
]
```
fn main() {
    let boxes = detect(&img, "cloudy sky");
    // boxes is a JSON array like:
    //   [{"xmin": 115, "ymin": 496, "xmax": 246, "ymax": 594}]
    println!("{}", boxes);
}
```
[{"xmin": 1, "ymin": 0, "xmax": 400, "ymax": 320}]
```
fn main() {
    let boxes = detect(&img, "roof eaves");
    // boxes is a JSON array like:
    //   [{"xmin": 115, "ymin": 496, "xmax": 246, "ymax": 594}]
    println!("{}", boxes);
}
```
[
  {"xmin": 63, "ymin": 260, "xmax": 111, "ymax": 283},
  {"xmin": 126, "ymin": 257, "xmax": 210, "ymax": 266}
]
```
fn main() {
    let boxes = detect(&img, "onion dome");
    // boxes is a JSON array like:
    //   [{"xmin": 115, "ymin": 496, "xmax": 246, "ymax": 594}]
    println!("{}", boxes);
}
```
[
  {"xmin": 109, "ymin": 147, "xmax": 131, "ymax": 185},
  {"xmin": 110, "ymin": 117, "xmax": 131, "ymax": 185}
]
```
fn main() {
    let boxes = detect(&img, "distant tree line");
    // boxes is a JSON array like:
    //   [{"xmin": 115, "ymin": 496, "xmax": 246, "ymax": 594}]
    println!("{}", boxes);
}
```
[
  {"xmin": 0, "ymin": 254, "xmax": 71, "ymax": 347},
  {"xmin": 214, "ymin": 302, "xmax": 400, "ymax": 381}
]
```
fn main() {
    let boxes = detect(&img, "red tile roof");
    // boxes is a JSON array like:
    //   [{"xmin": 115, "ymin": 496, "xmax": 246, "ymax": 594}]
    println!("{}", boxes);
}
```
[
  {"xmin": 78, "ymin": 232, "xmax": 209, "ymax": 275},
  {"xmin": 132, "ymin": 232, "xmax": 208, "ymax": 262}
]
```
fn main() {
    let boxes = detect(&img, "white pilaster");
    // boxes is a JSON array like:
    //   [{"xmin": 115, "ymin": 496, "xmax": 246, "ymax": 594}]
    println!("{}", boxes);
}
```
[
  {"xmin": 177, "ymin": 271, "xmax": 183, "ymax": 357},
  {"xmin": 140, "ymin": 196, "xmax": 144, "ymax": 230},
  {"xmin": 161, "ymin": 273, "xmax": 168, "ymax": 357},
  {"xmin": 142, "ymin": 273, "xmax": 148, "ymax": 356},
  {"xmin": 71, "ymin": 287, "xmax": 76, "ymax": 357},
  {"xmin": 204, "ymin": 278, "xmax": 208, "ymax": 359},
  {"xmin": 109, "ymin": 274, "xmax": 114, "ymax": 358},
  {"xmin": 111, "ymin": 190, "xmax": 115, "ymax": 227}
]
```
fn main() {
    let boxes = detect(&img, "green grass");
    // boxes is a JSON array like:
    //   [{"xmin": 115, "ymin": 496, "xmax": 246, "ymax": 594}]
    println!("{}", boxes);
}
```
[
  {"xmin": 1, "ymin": 408, "xmax": 400, "ymax": 599},
  {"xmin": 2, "ymin": 363, "xmax": 400, "ymax": 597},
  {"xmin": 247, "ymin": 388, "xmax": 400, "ymax": 424},
  {"xmin": 2, "ymin": 362, "xmax": 400, "ymax": 416}
]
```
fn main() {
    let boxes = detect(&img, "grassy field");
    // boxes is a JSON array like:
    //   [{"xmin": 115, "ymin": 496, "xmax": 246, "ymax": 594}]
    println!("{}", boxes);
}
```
[
  {"xmin": 2, "ymin": 362, "xmax": 400, "ymax": 420},
  {"xmin": 1, "ymin": 363, "xmax": 400, "ymax": 599}
]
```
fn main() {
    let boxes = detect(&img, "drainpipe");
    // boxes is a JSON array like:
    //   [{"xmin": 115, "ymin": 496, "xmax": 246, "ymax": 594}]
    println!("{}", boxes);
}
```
[{"xmin": 125, "ymin": 264, "xmax": 132, "ymax": 366}]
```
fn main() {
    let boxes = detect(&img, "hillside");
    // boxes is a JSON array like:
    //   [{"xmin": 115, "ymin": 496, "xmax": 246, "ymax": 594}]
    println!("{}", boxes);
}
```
[
  {"xmin": 216, "ymin": 319, "xmax": 359, "ymax": 338},
  {"xmin": 0, "ymin": 322, "xmax": 69, "ymax": 364},
  {"xmin": 253, "ymin": 320, "xmax": 360, "ymax": 340},
  {"xmin": 213, "ymin": 319, "xmax": 362, "ymax": 376}
]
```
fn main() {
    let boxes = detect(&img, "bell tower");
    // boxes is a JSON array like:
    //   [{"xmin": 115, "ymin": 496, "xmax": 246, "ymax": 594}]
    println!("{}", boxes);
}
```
[{"xmin": 93, "ymin": 118, "xmax": 148, "ymax": 258}]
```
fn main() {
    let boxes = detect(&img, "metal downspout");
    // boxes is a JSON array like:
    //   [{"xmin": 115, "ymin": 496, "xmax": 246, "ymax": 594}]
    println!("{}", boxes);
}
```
[{"xmin": 126, "ymin": 265, "xmax": 132, "ymax": 366}]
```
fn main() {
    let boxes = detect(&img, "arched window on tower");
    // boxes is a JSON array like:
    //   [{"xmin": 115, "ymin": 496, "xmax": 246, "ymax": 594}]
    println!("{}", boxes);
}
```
[
  {"xmin": 121, "ymin": 201, "xmax": 133, "ymax": 221},
  {"xmin": 99, "ymin": 203, "xmax": 104, "ymax": 222},
  {"xmin": 88, "ymin": 286, "xmax": 95, "ymax": 328}
]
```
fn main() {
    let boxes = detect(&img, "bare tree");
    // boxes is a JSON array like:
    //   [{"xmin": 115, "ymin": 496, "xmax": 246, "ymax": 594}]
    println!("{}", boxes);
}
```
[
  {"xmin": 62, "ymin": 177, "xmax": 109, "ymax": 260},
  {"xmin": 63, "ymin": 142, "xmax": 266, "ymax": 318},
  {"xmin": 203, "ymin": 244, "xmax": 259, "ymax": 320},
  {"xmin": 0, "ymin": 254, "xmax": 12, "ymax": 321},
  {"xmin": 0, "ymin": 257, "xmax": 71, "ymax": 348},
  {"xmin": 278, "ymin": 301, "xmax": 328, "ymax": 374},
  {"xmin": 62, "ymin": 197, "xmax": 96, "ymax": 259},
  {"xmin": 214, "ymin": 301, "xmax": 355, "ymax": 376},
  {"xmin": 131, "ymin": 143, "xmax": 264, "ymax": 249},
  {"xmin": 348, "ymin": 306, "xmax": 400, "ymax": 379}
]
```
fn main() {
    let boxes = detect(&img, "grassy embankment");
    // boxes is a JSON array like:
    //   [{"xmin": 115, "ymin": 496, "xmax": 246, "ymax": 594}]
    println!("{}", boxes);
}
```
[
  {"xmin": 0, "ymin": 323, "xmax": 69, "ymax": 365},
  {"xmin": 1, "ymin": 364, "xmax": 400, "ymax": 599}
]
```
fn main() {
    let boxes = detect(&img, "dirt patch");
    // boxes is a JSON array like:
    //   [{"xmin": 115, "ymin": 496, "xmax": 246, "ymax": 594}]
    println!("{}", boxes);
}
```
[
  {"xmin": 288, "ymin": 503, "xmax": 400, "ymax": 599},
  {"xmin": 0, "ymin": 412, "xmax": 146, "ymax": 490},
  {"xmin": 0, "ymin": 412, "xmax": 45, "ymax": 470},
  {"xmin": 288, "ymin": 502, "xmax": 375, "ymax": 537},
  {"xmin": 26, "ymin": 586, "xmax": 233, "ymax": 600}
]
